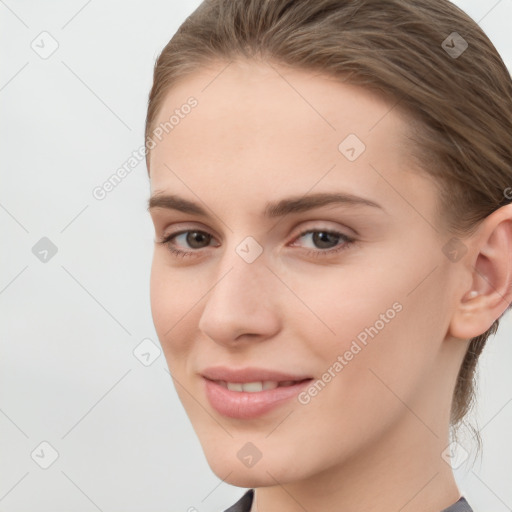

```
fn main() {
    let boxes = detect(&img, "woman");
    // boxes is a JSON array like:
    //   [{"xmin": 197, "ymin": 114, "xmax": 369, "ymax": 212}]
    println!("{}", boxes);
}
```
[{"xmin": 145, "ymin": 1, "xmax": 512, "ymax": 510}]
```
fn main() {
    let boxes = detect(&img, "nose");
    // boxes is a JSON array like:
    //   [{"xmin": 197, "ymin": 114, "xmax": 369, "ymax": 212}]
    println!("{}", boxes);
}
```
[{"xmin": 197, "ymin": 253, "xmax": 281, "ymax": 347}]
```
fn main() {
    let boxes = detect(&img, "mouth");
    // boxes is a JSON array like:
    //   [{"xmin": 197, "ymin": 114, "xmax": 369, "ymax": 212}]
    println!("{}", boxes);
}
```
[
  {"xmin": 201, "ymin": 373, "xmax": 314, "ymax": 419},
  {"xmin": 200, "ymin": 365, "xmax": 313, "ymax": 384},
  {"xmin": 210, "ymin": 378, "xmax": 311, "ymax": 392}
]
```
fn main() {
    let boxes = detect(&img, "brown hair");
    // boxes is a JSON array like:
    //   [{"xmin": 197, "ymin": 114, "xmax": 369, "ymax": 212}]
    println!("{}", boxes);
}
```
[{"xmin": 145, "ymin": 0, "xmax": 512, "ymax": 449}]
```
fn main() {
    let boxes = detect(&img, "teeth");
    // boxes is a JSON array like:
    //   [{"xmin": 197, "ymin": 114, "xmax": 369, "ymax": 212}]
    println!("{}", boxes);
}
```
[
  {"xmin": 223, "ymin": 381, "xmax": 281, "ymax": 392},
  {"xmin": 226, "ymin": 382, "xmax": 244, "ymax": 392},
  {"xmin": 239, "ymin": 382, "xmax": 263, "ymax": 392}
]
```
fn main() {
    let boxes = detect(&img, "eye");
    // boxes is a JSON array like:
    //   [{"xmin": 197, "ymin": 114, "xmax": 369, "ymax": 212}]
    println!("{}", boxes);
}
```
[
  {"xmin": 290, "ymin": 228, "xmax": 356, "ymax": 258},
  {"xmin": 157, "ymin": 230, "xmax": 217, "ymax": 258},
  {"xmin": 157, "ymin": 227, "xmax": 356, "ymax": 259}
]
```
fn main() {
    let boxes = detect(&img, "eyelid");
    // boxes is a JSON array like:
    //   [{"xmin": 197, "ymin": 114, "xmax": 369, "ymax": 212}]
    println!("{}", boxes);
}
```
[
  {"xmin": 159, "ymin": 219, "xmax": 353, "ymax": 244},
  {"xmin": 159, "ymin": 221, "xmax": 220, "ymax": 240},
  {"xmin": 290, "ymin": 219, "xmax": 356, "ymax": 237}
]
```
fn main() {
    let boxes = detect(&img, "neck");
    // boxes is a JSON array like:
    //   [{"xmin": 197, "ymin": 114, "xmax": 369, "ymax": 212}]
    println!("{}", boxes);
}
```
[{"xmin": 250, "ymin": 412, "xmax": 462, "ymax": 512}]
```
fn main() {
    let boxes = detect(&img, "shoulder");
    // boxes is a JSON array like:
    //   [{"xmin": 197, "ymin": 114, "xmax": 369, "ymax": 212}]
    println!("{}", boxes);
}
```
[
  {"xmin": 441, "ymin": 496, "xmax": 474, "ymax": 512},
  {"xmin": 222, "ymin": 489, "xmax": 254, "ymax": 512}
]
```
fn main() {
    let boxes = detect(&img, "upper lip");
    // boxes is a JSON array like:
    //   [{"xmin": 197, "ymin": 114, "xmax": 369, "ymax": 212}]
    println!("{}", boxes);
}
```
[{"xmin": 201, "ymin": 366, "xmax": 313, "ymax": 383}]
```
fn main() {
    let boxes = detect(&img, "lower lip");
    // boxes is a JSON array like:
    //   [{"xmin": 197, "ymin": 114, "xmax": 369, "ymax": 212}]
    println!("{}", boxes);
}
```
[{"xmin": 203, "ymin": 378, "xmax": 312, "ymax": 419}]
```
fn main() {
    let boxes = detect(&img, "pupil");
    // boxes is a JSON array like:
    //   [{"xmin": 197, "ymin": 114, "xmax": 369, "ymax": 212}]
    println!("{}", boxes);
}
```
[
  {"xmin": 187, "ymin": 231, "xmax": 209, "ymax": 248},
  {"xmin": 313, "ymin": 231, "xmax": 339, "ymax": 249}
]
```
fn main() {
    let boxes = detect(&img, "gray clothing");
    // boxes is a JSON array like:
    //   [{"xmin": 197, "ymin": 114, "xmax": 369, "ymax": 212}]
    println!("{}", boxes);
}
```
[{"xmin": 223, "ymin": 489, "xmax": 474, "ymax": 512}]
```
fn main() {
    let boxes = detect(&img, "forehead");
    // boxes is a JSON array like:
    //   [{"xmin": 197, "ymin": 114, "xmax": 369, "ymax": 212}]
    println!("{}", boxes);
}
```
[{"xmin": 148, "ymin": 59, "xmax": 438, "ymax": 223}]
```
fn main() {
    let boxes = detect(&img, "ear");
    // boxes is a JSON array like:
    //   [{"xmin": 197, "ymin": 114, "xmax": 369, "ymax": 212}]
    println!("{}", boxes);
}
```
[{"xmin": 449, "ymin": 204, "xmax": 512, "ymax": 340}]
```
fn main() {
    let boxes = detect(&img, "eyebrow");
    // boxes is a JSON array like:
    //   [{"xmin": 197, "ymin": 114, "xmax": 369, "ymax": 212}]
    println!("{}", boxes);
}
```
[{"xmin": 147, "ymin": 192, "xmax": 385, "ymax": 218}]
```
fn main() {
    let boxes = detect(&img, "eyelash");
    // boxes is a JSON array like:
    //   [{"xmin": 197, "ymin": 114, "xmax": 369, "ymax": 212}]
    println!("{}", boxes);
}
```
[{"xmin": 157, "ymin": 227, "xmax": 356, "ymax": 259}]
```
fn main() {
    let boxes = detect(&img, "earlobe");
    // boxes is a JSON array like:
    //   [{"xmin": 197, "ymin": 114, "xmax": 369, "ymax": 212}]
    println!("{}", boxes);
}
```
[{"xmin": 448, "ymin": 204, "xmax": 512, "ymax": 340}]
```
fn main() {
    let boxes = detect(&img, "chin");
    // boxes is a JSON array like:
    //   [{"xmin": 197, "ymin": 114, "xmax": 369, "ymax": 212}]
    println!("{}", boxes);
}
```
[
  {"xmin": 206, "ymin": 458, "xmax": 283, "ymax": 488},
  {"xmin": 218, "ymin": 470, "xmax": 274, "ymax": 488},
  {"xmin": 200, "ymin": 441, "xmax": 307, "ymax": 488}
]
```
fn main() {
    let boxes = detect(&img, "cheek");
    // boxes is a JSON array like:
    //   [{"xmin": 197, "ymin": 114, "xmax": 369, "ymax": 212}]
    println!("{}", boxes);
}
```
[
  {"xmin": 289, "ymin": 257, "xmax": 442, "ymax": 408},
  {"xmin": 281, "ymin": 264, "xmax": 405, "ymax": 363},
  {"xmin": 149, "ymin": 257, "xmax": 193, "ymax": 361}
]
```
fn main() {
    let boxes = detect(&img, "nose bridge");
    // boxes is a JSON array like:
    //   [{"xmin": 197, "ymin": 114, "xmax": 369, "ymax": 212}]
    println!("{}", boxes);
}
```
[
  {"xmin": 210, "ymin": 233, "xmax": 269, "ymax": 305},
  {"xmin": 197, "ymin": 237, "xmax": 279, "ymax": 342},
  {"xmin": 215, "ymin": 262, "xmax": 262, "ymax": 310}
]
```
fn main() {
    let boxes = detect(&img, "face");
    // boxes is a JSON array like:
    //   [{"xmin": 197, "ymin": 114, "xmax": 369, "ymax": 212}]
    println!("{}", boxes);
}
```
[{"xmin": 147, "ymin": 59, "xmax": 464, "ymax": 487}]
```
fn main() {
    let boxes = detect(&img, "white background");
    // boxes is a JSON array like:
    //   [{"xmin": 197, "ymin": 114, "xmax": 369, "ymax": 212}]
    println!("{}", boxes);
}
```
[{"xmin": 1, "ymin": 1, "xmax": 511, "ymax": 511}]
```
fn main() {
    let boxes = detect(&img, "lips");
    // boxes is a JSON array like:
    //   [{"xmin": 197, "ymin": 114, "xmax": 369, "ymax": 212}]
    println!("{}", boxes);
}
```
[{"xmin": 200, "ymin": 366, "xmax": 313, "ymax": 419}]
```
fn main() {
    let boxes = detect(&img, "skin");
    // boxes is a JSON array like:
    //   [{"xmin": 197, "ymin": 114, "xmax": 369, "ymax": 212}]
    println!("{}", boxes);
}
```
[{"xmin": 147, "ymin": 58, "xmax": 512, "ymax": 512}]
